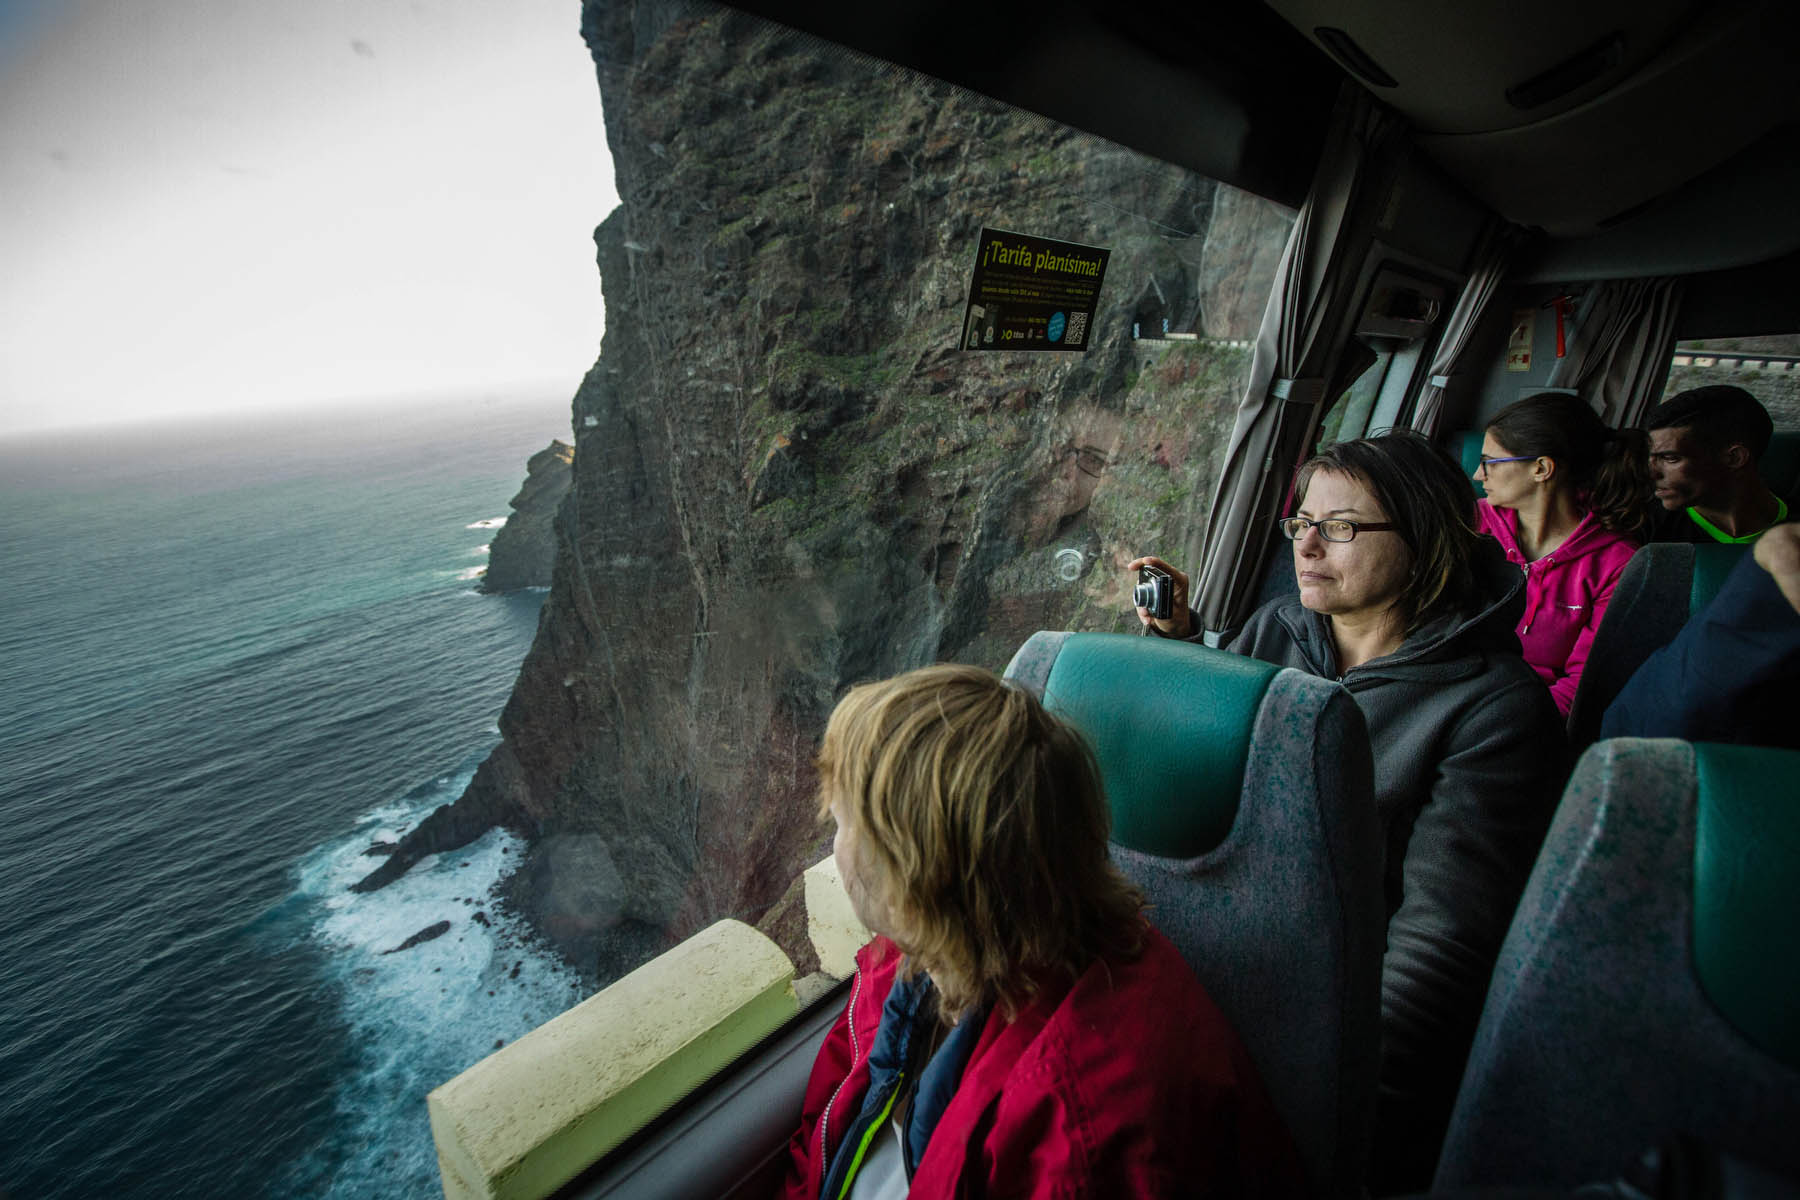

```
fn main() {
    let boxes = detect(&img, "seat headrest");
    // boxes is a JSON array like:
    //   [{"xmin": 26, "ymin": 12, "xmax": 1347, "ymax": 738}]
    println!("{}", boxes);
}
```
[
  {"xmin": 1758, "ymin": 431, "xmax": 1800, "ymax": 498},
  {"xmin": 1692, "ymin": 742, "xmax": 1800, "ymax": 1070},
  {"xmin": 1024, "ymin": 632, "xmax": 1278, "ymax": 859},
  {"xmin": 1456, "ymin": 430, "xmax": 1487, "ymax": 499}
]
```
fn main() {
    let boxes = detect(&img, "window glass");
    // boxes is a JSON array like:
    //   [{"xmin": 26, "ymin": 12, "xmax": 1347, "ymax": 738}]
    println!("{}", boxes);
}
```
[
  {"xmin": 1666, "ymin": 336, "xmax": 1800, "ymax": 432},
  {"xmin": 493, "ymin": 4, "xmax": 1299, "ymax": 1149},
  {"xmin": 544, "ymin": 2, "xmax": 1295, "ymax": 1013},
  {"xmin": 1318, "ymin": 342, "xmax": 1393, "ymax": 447},
  {"xmin": 0, "ymin": 4, "xmax": 1302, "ymax": 1193}
]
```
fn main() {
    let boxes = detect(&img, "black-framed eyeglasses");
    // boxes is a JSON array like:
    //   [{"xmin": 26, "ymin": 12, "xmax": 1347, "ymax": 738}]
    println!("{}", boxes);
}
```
[
  {"xmin": 1276, "ymin": 516, "xmax": 1399, "ymax": 543},
  {"xmin": 1476, "ymin": 454, "xmax": 1536, "ymax": 473}
]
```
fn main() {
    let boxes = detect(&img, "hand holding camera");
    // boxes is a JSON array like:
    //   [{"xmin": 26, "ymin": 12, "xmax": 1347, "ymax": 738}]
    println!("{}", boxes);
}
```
[{"xmin": 1126, "ymin": 555, "xmax": 1193, "ymax": 638}]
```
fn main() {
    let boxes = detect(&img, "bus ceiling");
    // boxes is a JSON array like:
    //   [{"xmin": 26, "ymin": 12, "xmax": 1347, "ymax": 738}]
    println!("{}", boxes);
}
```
[
  {"xmin": 718, "ymin": 0, "xmax": 1339, "ymax": 208},
  {"xmin": 727, "ymin": 0, "xmax": 1800, "ymax": 280}
]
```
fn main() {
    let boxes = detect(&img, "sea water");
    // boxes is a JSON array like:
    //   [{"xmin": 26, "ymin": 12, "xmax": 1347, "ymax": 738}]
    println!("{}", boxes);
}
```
[{"xmin": 0, "ymin": 395, "xmax": 582, "ymax": 1198}]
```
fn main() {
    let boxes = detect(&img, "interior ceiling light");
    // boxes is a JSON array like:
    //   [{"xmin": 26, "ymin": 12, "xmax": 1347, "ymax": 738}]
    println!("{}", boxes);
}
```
[{"xmin": 1506, "ymin": 33, "xmax": 1626, "ymax": 111}]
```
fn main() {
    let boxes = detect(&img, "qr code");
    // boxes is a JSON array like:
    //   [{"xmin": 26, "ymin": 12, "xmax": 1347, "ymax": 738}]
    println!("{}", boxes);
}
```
[{"xmin": 1064, "ymin": 311, "xmax": 1089, "ymax": 346}]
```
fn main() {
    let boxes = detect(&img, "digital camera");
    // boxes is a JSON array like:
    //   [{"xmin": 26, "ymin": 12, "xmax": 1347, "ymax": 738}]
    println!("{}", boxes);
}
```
[{"xmin": 1134, "ymin": 565, "xmax": 1173, "ymax": 620}]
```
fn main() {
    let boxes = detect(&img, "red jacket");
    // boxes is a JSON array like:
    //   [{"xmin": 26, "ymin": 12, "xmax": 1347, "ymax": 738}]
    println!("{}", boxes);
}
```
[
  {"xmin": 779, "ymin": 929, "xmax": 1304, "ymax": 1200},
  {"xmin": 1476, "ymin": 500, "xmax": 1640, "ymax": 716}
]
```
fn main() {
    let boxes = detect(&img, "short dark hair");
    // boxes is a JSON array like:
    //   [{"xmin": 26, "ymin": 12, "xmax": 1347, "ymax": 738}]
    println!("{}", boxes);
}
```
[
  {"xmin": 1294, "ymin": 430, "xmax": 1482, "ymax": 631},
  {"xmin": 1647, "ymin": 386, "xmax": 1773, "ymax": 459}
]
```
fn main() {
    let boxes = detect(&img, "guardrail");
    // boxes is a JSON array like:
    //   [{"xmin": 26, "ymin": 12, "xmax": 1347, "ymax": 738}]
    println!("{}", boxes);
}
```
[{"xmin": 1670, "ymin": 351, "xmax": 1800, "ymax": 369}]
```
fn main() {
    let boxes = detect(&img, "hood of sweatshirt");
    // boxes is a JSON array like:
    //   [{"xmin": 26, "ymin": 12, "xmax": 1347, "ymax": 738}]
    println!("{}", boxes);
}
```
[
  {"xmin": 1478, "ymin": 501, "xmax": 1629, "ymax": 568},
  {"xmin": 1476, "ymin": 500, "xmax": 1638, "ymax": 635}
]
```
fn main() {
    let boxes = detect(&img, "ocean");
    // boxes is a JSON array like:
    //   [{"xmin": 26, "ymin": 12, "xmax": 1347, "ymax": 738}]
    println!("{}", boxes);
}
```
[{"xmin": 0, "ymin": 394, "xmax": 583, "ymax": 1198}]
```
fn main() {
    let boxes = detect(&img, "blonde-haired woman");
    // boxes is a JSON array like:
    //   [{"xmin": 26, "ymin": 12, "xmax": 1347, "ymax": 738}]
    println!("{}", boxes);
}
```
[{"xmin": 780, "ymin": 663, "xmax": 1302, "ymax": 1200}]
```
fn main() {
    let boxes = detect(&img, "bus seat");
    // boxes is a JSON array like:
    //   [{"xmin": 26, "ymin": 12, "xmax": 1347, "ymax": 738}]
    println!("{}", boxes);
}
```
[
  {"xmin": 1760, "ymin": 431, "xmax": 1800, "ymax": 498},
  {"xmin": 1687, "ymin": 541, "xmax": 1745, "ymax": 613},
  {"xmin": 1252, "ymin": 537, "xmax": 1299, "ymax": 613},
  {"xmin": 1564, "ymin": 543, "xmax": 1751, "ymax": 752},
  {"xmin": 1004, "ymin": 631, "xmax": 1384, "ymax": 1198},
  {"xmin": 1434, "ymin": 739, "xmax": 1800, "ymax": 1191}
]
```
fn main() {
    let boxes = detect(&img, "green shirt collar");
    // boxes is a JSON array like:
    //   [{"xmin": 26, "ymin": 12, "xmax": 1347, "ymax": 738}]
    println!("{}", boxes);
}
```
[{"xmin": 1686, "ymin": 495, "xmax": 1790, "ymax": 543}]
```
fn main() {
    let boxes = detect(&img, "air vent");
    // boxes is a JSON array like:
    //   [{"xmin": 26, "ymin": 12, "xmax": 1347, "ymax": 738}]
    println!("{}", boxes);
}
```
[
  {"xmin": 1506, "ymin": 34, "xmax": 1625, "ymax": 111},
  {"xmin": 1356, "ymin": 268, "xmax": 1446, "ymax": 341},
  {"xmin": 1314, "ymin": 27, "xmax": 1397, "ymax": 89}
]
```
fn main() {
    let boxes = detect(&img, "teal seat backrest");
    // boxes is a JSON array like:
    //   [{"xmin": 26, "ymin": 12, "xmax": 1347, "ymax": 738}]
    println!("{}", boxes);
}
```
[
  {"xmin": 1692, "ymin": 742, "xmax": 1800, "ymax": 1069},
  {"xmin": 1689, "ymin": 543, "xmax": 1750, "ymax": 615},
  {"xmin": 1436, "ymin": 739, "xmax": 1800, "ymax": 1190},
  {"xmin": 1030, "ymin": 632, "xmax": 1275, "ymax": 857},
  {"xmin": 1457, "ymin": 430, "xmax": 1487, "ymax": 498},
  {"xmin": 1759, "ymin": 430, "xmax": 1800, "ymax": 499},
  {"xmin": 1004, "ymin": 630, "xmax": 1384, "ymax": 1198}
]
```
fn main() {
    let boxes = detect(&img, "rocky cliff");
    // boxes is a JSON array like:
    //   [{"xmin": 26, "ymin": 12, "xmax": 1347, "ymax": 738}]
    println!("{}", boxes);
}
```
[
  {"xmin": 356, "ymin": 0, "xmax": 1293, "ymax": 983},
  {"xmin": 480, "ymin": 440, "xmax": 574, "ymax": 593}
]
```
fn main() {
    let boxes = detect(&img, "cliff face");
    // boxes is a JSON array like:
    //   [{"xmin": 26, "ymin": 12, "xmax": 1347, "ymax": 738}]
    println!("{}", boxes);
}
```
[
  {"xmin": 480, "ymin": 440, "xmax": 574, "ymax": 593},
  {"xmin": 358, "ymin": 0, "xmax": 1293, "ymax": 981}
]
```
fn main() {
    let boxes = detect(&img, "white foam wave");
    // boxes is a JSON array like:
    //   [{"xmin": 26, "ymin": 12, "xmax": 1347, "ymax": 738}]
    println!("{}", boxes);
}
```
[
  {"xmin": 469, "ymin": 544, "xmax": 490, "ymax": 557},
  {"xmin": 279, "ymin": 782, "xmax": 582, "ymax": 1197},
  {"xmin": 466, "ymin": 517, "xmax": 508, "ymax": 530},
  {"xmin": 453, "ymin": 566, "xmax": 486, "ymax": 582}
]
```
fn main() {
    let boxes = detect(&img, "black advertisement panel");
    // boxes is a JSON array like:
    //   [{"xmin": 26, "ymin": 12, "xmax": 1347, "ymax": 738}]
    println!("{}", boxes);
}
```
[{"xmin": 960, "ymin": 228, "xmax": 1110, "ymax": 353}]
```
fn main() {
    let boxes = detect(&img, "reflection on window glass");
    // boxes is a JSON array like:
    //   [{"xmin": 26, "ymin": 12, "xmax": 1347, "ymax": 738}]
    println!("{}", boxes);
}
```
[{"xmin": 1667, "ymin": 336, "xmax": 1800, "ymax": 432}]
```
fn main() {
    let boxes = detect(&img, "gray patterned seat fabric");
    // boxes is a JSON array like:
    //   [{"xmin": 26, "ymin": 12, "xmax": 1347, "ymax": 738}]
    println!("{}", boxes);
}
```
[
  {"xmin": 1434, "ymin": 739, "xmax": 1800, "ymax": 1191},
  {"xmin": 1004, "ymin": 631, "xmax": 1385, "ymax": 1199}
]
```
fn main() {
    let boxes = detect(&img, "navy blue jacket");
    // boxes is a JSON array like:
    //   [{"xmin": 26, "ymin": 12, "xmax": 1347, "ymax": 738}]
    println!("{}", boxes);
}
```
[{"xmin": 1601, "ymin": 552, "xmax": 1800, "ymax": 749}]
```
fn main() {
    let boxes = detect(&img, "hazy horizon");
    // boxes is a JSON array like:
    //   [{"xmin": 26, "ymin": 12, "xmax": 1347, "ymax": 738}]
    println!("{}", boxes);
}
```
[
  {"xmin": 0, "ymin": 380, "xmax": 574, "ymax": 446},
  {"xmin": 0, "ymin": 0, "xmax": 619, "ymax": 437}
]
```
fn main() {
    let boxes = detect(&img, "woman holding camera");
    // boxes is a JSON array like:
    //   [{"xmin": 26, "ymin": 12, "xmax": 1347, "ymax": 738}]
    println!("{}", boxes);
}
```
[
  {"xmin": 781, "ymin": 664, "xmax": 1303, "ymax": 1200},
  {"xmin": 1473, "ymin": 391, "xmax": 1649, "ymax": 715},
  {"xmin": 1130, "ymin": 430, "xmax": 1564, "ymax": 1195}
]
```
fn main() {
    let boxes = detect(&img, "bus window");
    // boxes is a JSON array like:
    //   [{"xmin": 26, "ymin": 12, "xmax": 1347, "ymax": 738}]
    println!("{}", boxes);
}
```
[
  {"xmin": 1317, "ymin": 342, "xmax": 1389, "ymax": 447},
  {"xmin": 1316, "ymin": 337, "xmax": 1431, "ymax": 447},
  {"xmin": 407, "ymin": 2, "xmax": 1300, "ymax": 1183},
  {"xmin": 1665, "ymin": 336, "xmax": 1800, "ymax": 433}
]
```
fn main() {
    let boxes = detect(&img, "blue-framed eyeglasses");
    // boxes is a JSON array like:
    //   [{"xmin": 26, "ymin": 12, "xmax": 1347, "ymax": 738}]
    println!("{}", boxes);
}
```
[
  {"xmin": 1476, "ymin": 454, "xmax": 1536, "ymax": 472},
  {"xmin": 1276, "ymin": 516, "xmax": 1399, "ymax": 543}
]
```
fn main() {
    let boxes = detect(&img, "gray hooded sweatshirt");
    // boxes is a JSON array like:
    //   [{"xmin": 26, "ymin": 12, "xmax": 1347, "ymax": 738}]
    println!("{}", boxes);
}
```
[{"xmin": 1227, "ymin": 540, "xmax": 1565, "ymax": 1190}]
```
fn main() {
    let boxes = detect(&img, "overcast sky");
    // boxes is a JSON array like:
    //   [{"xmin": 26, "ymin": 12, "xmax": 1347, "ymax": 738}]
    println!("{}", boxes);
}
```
[{"xmin": 0, "ymin": 0, "xmax": 618, "ymax": 436}]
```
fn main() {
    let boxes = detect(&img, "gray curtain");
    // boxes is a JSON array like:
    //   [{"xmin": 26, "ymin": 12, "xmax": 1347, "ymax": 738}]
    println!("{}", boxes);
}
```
[
  {"xmin": 1409, "ymin": 223, "xmax": 1529, "ymax": 437},
  {"xmin": 1547, "ymin": 277, "xmax": 1684, "ymax": 428},
  {"xmin": 1191, "ymin": 85, "xmax": 1402, "ymax": 637}
]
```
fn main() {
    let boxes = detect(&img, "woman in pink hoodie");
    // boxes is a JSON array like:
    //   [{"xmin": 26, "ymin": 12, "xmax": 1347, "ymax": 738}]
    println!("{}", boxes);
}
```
[{"xmin": 1474, "ymin": 393, "xmax": 1652, "ymax": 716}]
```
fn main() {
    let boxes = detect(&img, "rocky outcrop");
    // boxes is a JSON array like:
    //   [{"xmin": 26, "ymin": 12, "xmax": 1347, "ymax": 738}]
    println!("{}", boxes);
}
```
[
  {"xmin": 357, "ymin": 0, "xmax": 1293, "ymax": 983},
  {"xmin": 383, "ymin": 921, "xmax": 452, "ymax": 955},
  {"xmin": 480, "ymin": 441, "xmax": 574, "ymax": 593}
]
